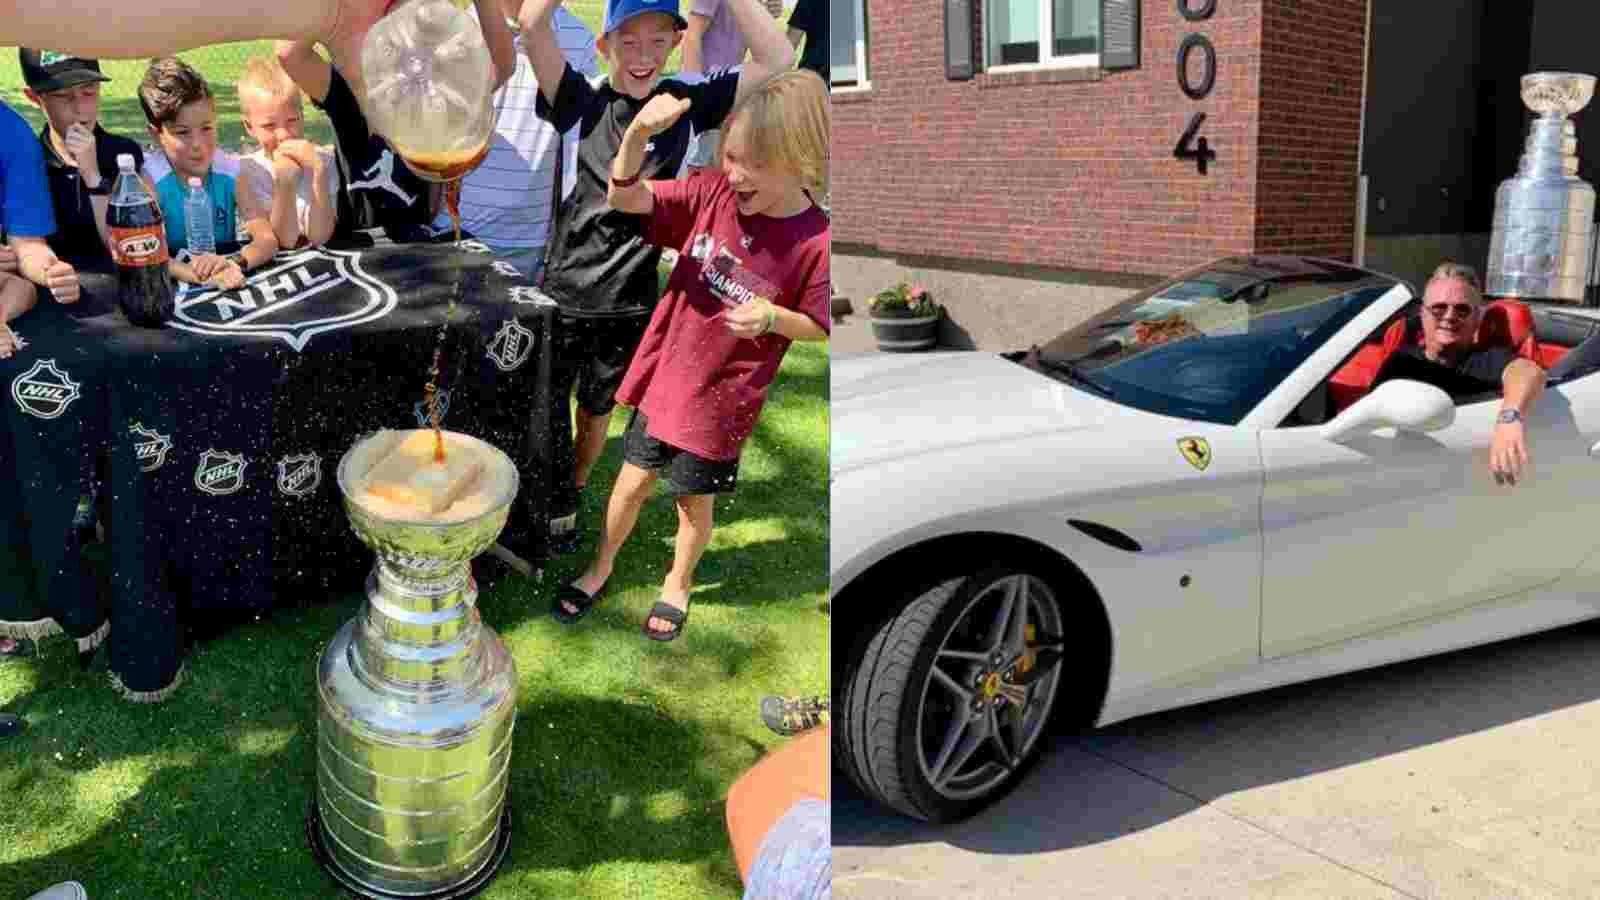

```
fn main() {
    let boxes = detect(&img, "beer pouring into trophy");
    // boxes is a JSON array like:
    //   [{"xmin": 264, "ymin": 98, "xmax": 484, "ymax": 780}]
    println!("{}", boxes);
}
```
[
  {"xmin": 307, "ymin": 11, "xmax": 517, "ymax": 896},
  {"xmin": 309, "ymin": 429, "xmax": 521, "ymax": 899},
  {"xmin": 362, "ymin": 0, "xmax": 498, "ymax": 462},
  {"xmin": 1487, "ymin": 72, "xmax": 1597, "ymax": 303}
]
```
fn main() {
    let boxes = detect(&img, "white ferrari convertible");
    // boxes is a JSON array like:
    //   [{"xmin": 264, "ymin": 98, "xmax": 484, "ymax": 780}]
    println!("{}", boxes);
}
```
[{"xmin": 831, "ymin": 256, "xmax": 1600, "ymax": 822}]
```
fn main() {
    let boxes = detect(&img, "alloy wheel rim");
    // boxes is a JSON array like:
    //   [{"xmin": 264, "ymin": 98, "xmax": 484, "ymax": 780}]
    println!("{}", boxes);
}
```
[{"xmin": 913, "ymin": 573, "xmax": 1066, "ymax": 801}]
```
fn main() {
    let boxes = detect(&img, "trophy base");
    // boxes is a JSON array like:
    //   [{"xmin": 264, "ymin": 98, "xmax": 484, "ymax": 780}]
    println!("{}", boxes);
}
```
[{"xmin": 306, "ymin": 801, "xmax": 513, "ymax": 900}]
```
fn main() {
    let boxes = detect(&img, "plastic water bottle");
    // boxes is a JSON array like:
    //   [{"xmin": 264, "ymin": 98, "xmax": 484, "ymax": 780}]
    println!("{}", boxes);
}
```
[{"xmin": 184, "ymin": 176, "xmax": 215, "ymax": 256}]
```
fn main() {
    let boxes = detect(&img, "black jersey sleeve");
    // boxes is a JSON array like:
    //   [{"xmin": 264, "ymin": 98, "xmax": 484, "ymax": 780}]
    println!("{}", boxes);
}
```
[
  {"xmin": 315, "ymin": 68, "xmax": 376, "ymax": 153},
  {"xmin": 535, "ymin": 63, "xmax": 595, "ymax": 132},
  {"xmin": 687, "ymin": 68, "xmax": 741, "ymax": 135},
  {"xmin": 787, "ymin": 0, "xmax": 817, "ymax": 34}
]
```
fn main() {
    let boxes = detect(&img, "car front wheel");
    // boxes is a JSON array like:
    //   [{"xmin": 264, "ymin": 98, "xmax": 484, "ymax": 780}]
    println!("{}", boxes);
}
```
[{"xmin": 837, "ymin": 565, "xmax": 1068, "ymax": 822}]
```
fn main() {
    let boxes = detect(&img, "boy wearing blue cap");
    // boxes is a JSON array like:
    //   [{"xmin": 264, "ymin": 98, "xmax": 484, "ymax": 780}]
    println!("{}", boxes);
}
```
[{"xmin": 514, "ymin": 0, "xmax": 792, "ymax": 564}]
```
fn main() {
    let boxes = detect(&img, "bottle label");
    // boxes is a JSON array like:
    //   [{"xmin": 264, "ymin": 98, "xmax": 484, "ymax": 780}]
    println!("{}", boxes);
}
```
[{"xmin": 110, "ymin": 225, "xmax": 170, "ymax": 267}]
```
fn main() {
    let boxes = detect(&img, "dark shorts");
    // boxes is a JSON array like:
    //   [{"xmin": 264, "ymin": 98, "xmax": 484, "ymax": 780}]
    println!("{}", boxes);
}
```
[
  {"xmin": 555, "ymin": 311, "xmax": 652, "ymax": 416},
  {"xmin": 623, "ymin": 409, "xmax": 740, "ymax": 496}
]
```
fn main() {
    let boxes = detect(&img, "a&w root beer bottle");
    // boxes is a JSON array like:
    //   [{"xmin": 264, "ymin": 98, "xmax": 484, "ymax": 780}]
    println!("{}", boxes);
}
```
[{"xmin": 108, "ymin": 153, "xmax": 174, "ymax": 326}]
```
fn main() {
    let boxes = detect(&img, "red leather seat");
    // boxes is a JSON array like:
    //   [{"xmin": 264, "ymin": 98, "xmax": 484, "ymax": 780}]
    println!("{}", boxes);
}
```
[
  {"xmin": 1327, "ymin": 299, "xmax": 1543, "ymax": 414},
  {"xmin": 1477, "ymin": 299, "xmax": 1539, "ymax": 360},
  {"xmin": 1327, "ymin": 318, "xmax": 1411, "ymax": 413}
]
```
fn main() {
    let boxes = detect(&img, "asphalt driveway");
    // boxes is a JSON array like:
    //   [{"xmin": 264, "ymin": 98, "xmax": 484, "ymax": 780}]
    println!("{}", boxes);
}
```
[{"xmin": 834, "ymin": 621, "xmax": 1600, "ymax": 899}]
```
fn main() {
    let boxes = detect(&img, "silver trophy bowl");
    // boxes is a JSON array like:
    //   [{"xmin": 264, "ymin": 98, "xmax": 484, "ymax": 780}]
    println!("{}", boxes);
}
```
[
  {"xmin": 1488, "ymin": 72, "xmax": 1597, "ymax": 302},
  {"xmin": 1521, "ymin": 71, "xmax": 1596, "ymax": 118},
  {"xmin": 310, "ymin": 429, "xmax": 520, "ymax": 899}
]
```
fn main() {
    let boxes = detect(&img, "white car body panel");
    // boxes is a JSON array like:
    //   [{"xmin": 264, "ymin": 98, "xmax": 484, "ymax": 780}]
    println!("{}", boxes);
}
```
[{"xmin": 832, "ymin": 288, "xmax": 1600, "ymax": 732}]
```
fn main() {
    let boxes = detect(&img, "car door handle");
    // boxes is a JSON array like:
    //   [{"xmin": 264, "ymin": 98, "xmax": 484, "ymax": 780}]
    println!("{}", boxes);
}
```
[{"xmin": 1591, "ymin": 441, "xmax": 1600, "ymax": 458}]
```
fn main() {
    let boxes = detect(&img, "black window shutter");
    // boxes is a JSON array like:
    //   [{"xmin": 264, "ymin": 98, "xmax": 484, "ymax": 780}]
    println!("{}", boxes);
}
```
[
  {"xmin": 946, "ymin": 0, "xmax": 977, "ymax": 80},
  {"xmin": 1101, "ymin": 0, "xmax": 1140, "ymax": 70}
]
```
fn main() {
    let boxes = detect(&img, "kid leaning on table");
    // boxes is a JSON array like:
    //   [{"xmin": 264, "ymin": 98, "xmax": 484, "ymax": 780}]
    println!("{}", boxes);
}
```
[{"xmin": 137, "ymin": 57, "xmax": 278, "ymax": 290}]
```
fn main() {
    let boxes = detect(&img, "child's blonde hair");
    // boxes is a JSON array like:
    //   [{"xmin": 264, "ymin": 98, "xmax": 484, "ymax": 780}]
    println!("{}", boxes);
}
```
[
  {"xmin": 237, "ymin": 55, "xmax": 301, "ymax": 107},
  {"xmin": 718, "ymin": 70, "xmax": 830, "ymax": 192}
]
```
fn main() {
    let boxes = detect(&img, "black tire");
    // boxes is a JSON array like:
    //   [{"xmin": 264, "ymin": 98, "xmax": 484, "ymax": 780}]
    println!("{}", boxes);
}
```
[{"xmin": 836, "ymin": 565, "xmax": 1069, "ymax": 823}]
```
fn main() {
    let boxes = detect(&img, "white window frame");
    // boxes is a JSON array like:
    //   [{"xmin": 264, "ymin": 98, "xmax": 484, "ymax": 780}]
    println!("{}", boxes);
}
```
[
  {"xmin": 984, "ymin": 0, "xmax": 1099, "ymax": 74},
  {"xmin": 832, "ymin": 0, "xmax": 870, "ymax": 92}
]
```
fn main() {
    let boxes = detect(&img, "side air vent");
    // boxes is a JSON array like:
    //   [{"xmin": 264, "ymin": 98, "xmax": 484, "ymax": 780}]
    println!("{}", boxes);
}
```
[{"xmin": 1068, "ymin": 519, "xmax": 1142, "ymax": 553}]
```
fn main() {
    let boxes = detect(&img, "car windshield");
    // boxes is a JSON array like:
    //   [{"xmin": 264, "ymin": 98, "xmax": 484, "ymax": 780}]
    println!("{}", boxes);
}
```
[{"xmin": 1014, "ymin": 258, "xmax": 1401, "ymax": 425}]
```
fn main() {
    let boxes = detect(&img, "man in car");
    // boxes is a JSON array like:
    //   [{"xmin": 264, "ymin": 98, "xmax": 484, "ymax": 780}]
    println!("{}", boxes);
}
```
[{"xmin": 1373, "ymin": 262, "xmax": 1544, "ymax": 486}]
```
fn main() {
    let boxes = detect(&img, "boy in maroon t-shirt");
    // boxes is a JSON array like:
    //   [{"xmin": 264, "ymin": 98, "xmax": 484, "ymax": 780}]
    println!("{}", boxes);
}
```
[{"xmin": 553, "ymin": 70, "xmax": 829, "ymax": 640}]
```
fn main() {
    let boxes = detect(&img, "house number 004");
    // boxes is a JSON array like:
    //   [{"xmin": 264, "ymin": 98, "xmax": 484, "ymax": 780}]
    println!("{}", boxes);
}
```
[{"xmin": 1174, "ymin": 0, "xmax": 1218, "ymax": 174}]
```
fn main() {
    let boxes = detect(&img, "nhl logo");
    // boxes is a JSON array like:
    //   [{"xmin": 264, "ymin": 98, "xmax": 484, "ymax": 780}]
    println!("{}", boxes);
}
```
[
  {"xmin": 169, "ymin": 248, "xmax": 398, "ymax": 352},
  {"xmin": 129, "ymin": 422, "xmax": 174, "ymax": 473},
  {"xmin": 11, "ymin": 359, "xmax": 82, "ymax": 419},
  {"xmin": 277, "ymin": 452, "xmax": 322, "ymax": 498},
  {"xmin": 194, "ymin": 449, "xmax": 248, "ymax": 496},
  {"xmin": 486, "ymin": 319, "xmax": 535, "ymax": 372},
  {"xmin": 415, "ymin": 389, "xmax": 451, "ymax": 428},
  {"xmin": 508, "ymin": 285, "xmax": 555, "ymax": 307}
]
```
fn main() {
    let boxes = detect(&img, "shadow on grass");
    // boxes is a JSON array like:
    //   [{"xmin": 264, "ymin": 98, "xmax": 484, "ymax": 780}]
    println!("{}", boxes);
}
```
[
  {"xmin": 0, "ymin": 618, "xmax": 760, "ymax": 899},
  {"xmin": 481, "ymin": 343, "xmax": 828, "ymax": 634}
]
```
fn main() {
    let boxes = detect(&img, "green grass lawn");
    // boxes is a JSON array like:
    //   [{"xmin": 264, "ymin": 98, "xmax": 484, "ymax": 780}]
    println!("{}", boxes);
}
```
[{"xmin": 0, "ymin": 341, "xmax": 828, "ymax": 900}]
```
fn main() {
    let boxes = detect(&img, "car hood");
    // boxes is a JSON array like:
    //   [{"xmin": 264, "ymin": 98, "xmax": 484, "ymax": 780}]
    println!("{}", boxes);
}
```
[{"xmin": 831, "ymin": 351, "xmax": 1128, "ymax": 474}]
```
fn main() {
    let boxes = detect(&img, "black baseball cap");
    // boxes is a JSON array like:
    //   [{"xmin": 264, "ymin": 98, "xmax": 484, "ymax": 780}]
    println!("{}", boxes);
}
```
[{"xmin": 19, "ymin": 48, "xmax": 112, "ymax": 94}]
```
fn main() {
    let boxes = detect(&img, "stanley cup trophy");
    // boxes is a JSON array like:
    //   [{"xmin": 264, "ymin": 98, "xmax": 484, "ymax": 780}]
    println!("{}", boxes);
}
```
[
  {"xmin": 308, "ymin": 429, "xmax": 520, "ymax": 898},
  {"xmin": 1487, "ymin": 72, "xmax": 1598, "ymax": 302}
]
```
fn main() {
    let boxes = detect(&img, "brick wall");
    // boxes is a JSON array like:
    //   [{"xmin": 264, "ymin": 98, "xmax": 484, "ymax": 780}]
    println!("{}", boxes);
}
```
[
  {"xmin": 1254, "ymin": 0, "xmax": 1368, "ymax": 259},
  {"xmin": 833, "ymin": 0, "xmax": 1370, "ymax": 278}
]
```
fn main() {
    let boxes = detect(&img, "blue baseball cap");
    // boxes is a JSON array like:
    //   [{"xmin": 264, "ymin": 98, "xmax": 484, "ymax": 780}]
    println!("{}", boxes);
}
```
[{"xmin": 603, "ymin": 0, "xmax": 688, "ymax": 34}]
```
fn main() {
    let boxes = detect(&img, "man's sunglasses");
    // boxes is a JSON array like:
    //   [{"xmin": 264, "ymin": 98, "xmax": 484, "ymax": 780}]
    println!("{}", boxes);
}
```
[{"xmin": 1424, "ymin": 303, "xmax": 1479, "ymax": 320}]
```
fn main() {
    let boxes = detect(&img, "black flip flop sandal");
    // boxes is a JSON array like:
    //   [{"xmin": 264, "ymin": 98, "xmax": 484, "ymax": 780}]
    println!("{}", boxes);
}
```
[
  {"xmin": 642, "ymin": 601, "xmax": 689, "ymax": 642},
  {"xmin": 552, "ymin": 584, "xmax": 604, "ymax": 624}
]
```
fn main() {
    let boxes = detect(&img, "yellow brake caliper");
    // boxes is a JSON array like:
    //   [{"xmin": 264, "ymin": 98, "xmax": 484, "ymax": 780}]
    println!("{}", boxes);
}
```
[{"xmin": 1019, "ymin": 624, "xmax": 1038, "ymax": 677}]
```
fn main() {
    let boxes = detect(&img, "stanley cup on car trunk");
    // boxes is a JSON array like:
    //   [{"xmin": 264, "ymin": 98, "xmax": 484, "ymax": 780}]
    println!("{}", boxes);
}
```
[
  {"xmin": 1487, "ymin": 72, "xmax": 1597, "ymax": 302},
  {"xmin": 309, "ymin": 430, "xmax": 519, "ymax": 898}
]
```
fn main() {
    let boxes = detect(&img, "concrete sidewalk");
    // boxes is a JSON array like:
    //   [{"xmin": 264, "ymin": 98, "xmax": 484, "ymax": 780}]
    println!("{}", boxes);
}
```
[{"xmin": 834, "ymin": 621, "xmax": 1600, "ymax": 900}]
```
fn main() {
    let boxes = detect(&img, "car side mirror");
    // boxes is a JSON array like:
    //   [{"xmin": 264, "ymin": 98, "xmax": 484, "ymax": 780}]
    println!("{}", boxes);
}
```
[{"xmin": 1319, "ymin": 379, "xmax": 1455, "ymax": 443}]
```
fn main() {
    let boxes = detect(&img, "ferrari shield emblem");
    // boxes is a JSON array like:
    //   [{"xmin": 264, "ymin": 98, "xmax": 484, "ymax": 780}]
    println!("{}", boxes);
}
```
[
  {"xmin": 486, "ymin": 319, "xmax": 535, "ymax": 372},
  {"xmin": 129, "ymin": 422, "xmax": 174, "ymax": 472},
  {"xmin": 277, "ymin": 452, "xmax": 322, "ymax": 498},
  {"xmin": 11, "ymin": 359, "xmax": 82, "ymax": 419},
  {"xmin": 1177, "ymin": 437, "xmax": 1212, "ymax": 471},
  {"xmin": 195, "ymin": 449, "xmax": 248, "ymax": 496}
]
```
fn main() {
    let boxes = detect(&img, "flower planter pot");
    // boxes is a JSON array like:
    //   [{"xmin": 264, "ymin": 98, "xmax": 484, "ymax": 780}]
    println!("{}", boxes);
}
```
[{"xmin": 870, "ymin": 312, "xmax": 940, "ymax": 352}]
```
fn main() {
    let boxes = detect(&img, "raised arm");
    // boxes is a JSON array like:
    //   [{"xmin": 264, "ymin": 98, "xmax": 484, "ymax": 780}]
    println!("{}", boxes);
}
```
[
  {"xmin": 682, "ymin": 8, "xmax": 713, "ymax": 74},
  {"xmin": 724, "ymin": 0, "xmax": 794, "ymax": 102},
  {"xmin": 275, "ymin": 40, "xmax": 333, "ymax": 105},
  {"xmin": 608, "ymin": 95, "xmax": 692, "ymax": 215},
  {"xmin": 476, "ymin": 0, "xmax": 517, "ymax": 90},
  {"xmin": 517, "ymin": 0, "xmax": 571, "ymax": 106}
]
